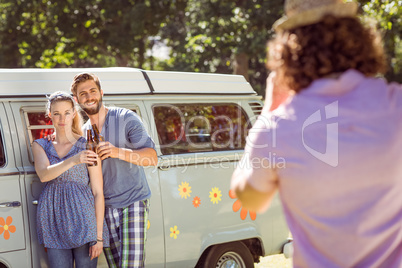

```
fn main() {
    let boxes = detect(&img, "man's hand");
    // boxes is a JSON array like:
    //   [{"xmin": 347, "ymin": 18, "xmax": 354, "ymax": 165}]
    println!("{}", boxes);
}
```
[
  {"xmin": 97, "ymin": 142, "xmax": 158, "ymax": 165},
  {"xmin": 96, "ymin": 141, "xmax": 121, "ymax": 160},
  {"xmin": 46, "ymin": 133, "xmax": 56, "ymax": 141}
]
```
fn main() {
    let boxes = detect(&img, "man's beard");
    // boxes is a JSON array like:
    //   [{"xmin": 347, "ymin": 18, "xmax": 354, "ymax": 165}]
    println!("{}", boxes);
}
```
[{"xmin": 81, "ymin": 97, "xmax": 103, "ymax": 115}]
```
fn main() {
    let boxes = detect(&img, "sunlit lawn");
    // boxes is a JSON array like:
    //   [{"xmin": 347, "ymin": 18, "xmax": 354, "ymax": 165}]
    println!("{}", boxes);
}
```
[{"xmin": 255, "ymin": 254, "xmax": 292, "ymax": 268}]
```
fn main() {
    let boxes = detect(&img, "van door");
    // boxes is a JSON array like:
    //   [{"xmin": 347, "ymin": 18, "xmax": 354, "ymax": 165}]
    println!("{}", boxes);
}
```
[
  {"xmin": 102, "ymin": 99, "xmax": 166, "ymax": 268},
  {"xmin": 148, "ymin": 100, "xmax": 272, "ymax": 267},
  {"xmin": 10, "ymin": 102, "xmax": 51, "ymax": 268},
  {"xmin": 0, "ymin": 103, "xmax": 30, "ymax": 268}
]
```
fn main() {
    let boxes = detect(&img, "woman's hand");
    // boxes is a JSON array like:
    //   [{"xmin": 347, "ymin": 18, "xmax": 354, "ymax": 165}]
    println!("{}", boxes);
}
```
[
  {"xmin": 89, "ymin": 241, "xmax": 103, "ymax": 260},
  {"xmin": 72, "ymin": 150, "xmax": 98, "ymax": 165}
]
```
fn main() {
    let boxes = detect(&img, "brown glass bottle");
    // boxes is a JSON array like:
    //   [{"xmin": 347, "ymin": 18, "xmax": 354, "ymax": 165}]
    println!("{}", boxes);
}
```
[
  {"xmin": 92, "ymin": 124, "xmax": 105, "ymax": 143},
  {"xmin": 86, "ymin": 129, "xmax": 98, "ymax": 166}
]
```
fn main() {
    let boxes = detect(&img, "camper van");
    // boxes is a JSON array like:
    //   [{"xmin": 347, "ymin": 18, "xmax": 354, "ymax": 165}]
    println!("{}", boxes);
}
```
[{"xmin": 0, "ymin": 68, "xmax": 291, "ymax": 268}]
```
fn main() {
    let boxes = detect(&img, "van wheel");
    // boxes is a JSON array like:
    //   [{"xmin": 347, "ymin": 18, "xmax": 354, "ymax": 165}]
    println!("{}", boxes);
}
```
[{"xmin": 201, "ymin": 242, "xmax": 254, "ymax": 268}]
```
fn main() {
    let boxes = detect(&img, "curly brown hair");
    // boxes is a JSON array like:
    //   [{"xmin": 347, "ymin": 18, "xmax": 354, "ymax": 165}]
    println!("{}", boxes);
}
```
[{"xmin": 267, "ymin": 15, "xmax": 387, "ymax": 93}]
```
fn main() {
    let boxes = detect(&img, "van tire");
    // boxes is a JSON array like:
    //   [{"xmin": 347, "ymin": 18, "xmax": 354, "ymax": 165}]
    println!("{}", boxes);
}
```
[{"xmin": 200, "ymin": 241, "xmax": 254, "ymax": 268}]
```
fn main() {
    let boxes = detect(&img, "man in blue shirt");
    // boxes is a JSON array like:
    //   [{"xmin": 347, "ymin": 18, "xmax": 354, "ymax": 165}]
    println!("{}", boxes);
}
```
[{"xmin": 71, "ymin": 73, "xmax": 158, "ymax": 268}]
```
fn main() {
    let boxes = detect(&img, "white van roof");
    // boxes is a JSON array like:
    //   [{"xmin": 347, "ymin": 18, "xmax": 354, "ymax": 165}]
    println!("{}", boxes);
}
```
[{"xmin": 0, "ymin": 67, "xmax": 256, "ymax": 96}]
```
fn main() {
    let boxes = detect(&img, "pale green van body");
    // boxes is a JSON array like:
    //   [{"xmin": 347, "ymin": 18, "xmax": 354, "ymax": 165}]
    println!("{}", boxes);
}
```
[{"xmin": 0, "ymin": 68, "xmax": 290, "ymax": 268}]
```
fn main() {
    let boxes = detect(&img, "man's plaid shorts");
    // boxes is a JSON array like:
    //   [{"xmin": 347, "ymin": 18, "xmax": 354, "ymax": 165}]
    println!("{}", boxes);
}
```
[{"xmin": 103, "ymin": 199, "xmax": 149, "ymax": 268}]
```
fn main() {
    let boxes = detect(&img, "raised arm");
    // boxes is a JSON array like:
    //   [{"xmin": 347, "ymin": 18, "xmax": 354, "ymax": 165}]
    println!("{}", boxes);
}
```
[
  {"xmin": 231, "ymin": 164, "xmax": 278, "ymax": 213},
  {"xmin": 97, "ymin": 143, "xmax": 158, "ymax": 166},
  {"xmin": 96, "ymin": 111, "xmax": 158, "ymax": 166},
  {"xmin": 32, "ymin": 142, "xmax": 98, "ymax": 182},
  {"xmin": 230, "ymin": 112, "xmax": 280, "ymax": 212},
  {"xmin": 262, "ymin": 71, "xmax": 291, "ymax": 113}
]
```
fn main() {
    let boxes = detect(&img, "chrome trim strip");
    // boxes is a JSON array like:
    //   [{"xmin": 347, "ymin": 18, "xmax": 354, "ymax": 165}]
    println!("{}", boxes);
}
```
[{"xmin": 0, "ymin": 171, "xmax": 21, "ymax": 176}]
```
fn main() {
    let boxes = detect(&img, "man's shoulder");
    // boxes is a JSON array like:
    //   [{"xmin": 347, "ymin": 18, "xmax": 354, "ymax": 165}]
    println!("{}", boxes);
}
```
[{"xmin": 387, "ymin": 81, "xmax": 402, "ymax": 102}]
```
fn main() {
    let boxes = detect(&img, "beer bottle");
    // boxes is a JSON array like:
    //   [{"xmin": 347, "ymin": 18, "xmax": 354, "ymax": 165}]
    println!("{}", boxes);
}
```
[
  {"xmin": 92, "ymin": 124, "xmax": 105, "ymax": 142},
  {"xmin": 92, "ymin": 126, "xmax": 99, "ymax": 144},
  {"xmin": 86, "ymin": 129, "xmax": 98, "ymax": 166},
  {"xmin": 92, "ymin": 124, "xmax": 109, "ymax": 159}
]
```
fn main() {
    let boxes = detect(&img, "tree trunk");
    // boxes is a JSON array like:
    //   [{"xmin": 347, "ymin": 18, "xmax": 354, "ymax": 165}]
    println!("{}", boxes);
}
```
[
  {"xmin": 138, "ymin": 39, "xmax": 145, "ymax": 69},
  {"xmin": 233, "ymin": 52, "xmax": 249, "ymax": 81},
  {"xmin": 384, "ymin": 18, "xmax": 398, "ymax": 82},
  {"xmin": 116, "ymin": 55, "xmax": 129, "ymax": 67}
]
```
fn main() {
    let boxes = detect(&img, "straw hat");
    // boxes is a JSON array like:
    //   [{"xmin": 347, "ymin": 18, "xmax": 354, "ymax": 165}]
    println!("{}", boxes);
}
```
[{"xmin": 273, "ymin": 0, "xmax": 358, "ymax": 31}]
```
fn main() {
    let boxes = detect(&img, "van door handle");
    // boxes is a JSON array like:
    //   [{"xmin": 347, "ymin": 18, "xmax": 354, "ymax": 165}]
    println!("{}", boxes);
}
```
[
  {"xmin": 32, "ymin": 200, "xmax": 38, "ymax": 205},
  {"xmin": 158, "ymin": 165, "xmax": 170, "ymax": 171},
  {"xmin": 0, "ymin": 201, "xmax": 21, "ymax": 208}
]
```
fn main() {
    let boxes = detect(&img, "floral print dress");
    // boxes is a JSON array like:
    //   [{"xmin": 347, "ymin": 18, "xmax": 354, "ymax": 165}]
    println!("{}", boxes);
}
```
[{"xmin": 35, "ymin": 137, "xmax": 109, "ymax": 249}]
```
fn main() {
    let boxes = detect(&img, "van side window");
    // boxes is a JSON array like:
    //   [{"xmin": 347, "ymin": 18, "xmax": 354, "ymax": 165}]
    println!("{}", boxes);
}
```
[
  {"xmin": 153, "ymin": 104, "xmax": 250, "ymax": 155},
  {"xmin": 25, "ymin": 112, "xmax": 54, "ymax": 141},
  {"xmin": 0, "ymin": 130, "xmax": 5, "ymax": 167},
  {"xmin": 24, "ymin": 108, "xmax": 139, "ymax": 144}
]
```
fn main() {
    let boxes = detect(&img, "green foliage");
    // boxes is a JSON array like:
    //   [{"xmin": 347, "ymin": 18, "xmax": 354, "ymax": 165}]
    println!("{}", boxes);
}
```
[
  {"xmin": 0, "ymin": 0, "xmax": 400, "ymax": 93},
  {"xmin": 358, "ymin": 0, "xmax": 402, "ymax": 82},
  {"xmin": 0, "ymin": 0, "xmax": 172, "ymax": 68},
  {"xmin": 158, "ymin": 0, "xmax": 283, "ymax": 95}
]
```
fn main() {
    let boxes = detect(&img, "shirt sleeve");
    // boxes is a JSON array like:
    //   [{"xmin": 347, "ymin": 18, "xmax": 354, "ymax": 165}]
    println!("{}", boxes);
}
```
[
  {"xmin": 238, "ymin": 114, "xmax": 279, "ymax": 193},
  {"xmin": 388, "ymin": 82, "xmax": 402, "ymax": 108},
  {"xmin": 125, "ymin": 111, "xmax": 156, "ymax": 150},
  {"xmin": 34, "ymin": 138, "xmax": 47, "ymax": 150}
]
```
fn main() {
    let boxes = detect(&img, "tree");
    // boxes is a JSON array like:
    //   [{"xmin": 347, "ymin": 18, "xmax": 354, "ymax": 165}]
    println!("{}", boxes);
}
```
[
  {"xmin": 0, "ymin": 0, "xmax": 400, "ymax": 92},
  {"xmin": 358, "ymin": 0, "xmax": 402, "ymax": 82},
  {"xmin": 0, "ymin": 0, "xmax": 45, "ymax": 67},
  {"xmin": 159, "ymin": 0, "xmax": 284, "ymax": 95},
  {"xmin": 0, "ymin": 0, "xmax": 173, "ymax": 68}
]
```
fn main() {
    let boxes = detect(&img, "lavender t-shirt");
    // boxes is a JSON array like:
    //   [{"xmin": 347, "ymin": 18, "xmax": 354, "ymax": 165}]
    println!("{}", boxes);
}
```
[{"xmin": 243, "ymin": 70, "xmax": 402, "ymax": 267}]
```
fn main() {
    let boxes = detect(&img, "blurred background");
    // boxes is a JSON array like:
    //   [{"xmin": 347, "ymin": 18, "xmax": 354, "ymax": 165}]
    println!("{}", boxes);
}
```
[{"xmin": 0, "ymin": 0, "xmax": 400, "ymax": 97}]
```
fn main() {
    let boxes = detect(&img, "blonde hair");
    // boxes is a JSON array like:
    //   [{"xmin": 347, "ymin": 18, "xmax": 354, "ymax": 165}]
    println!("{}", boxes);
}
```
[{"xmin": 47, "ymin": 91, "xmax": 83, "ymax": 136}]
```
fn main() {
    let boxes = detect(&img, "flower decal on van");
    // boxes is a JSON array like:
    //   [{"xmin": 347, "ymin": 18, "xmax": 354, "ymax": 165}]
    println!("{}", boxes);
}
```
[
  {"xmin": 178, "ymin": 181, "xmax": 192, "ymax": 199},
  {"xmin": 0, "ymin": 216, "xmax": 16, "ymax": 240},
  {"xmin": 229, "ymin": 190, "xmax": 257, "ymax": 221},
  {"xmin": 209, "ymin": 187, "xmax": 222, "ymax": 204},
  {"xmin": 170, "ymin": 225, "xmax": 180, "ymax": 239},
  {"xmin": 192, "ymin": 196, "xmax": 201, "ymax": 208}
]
